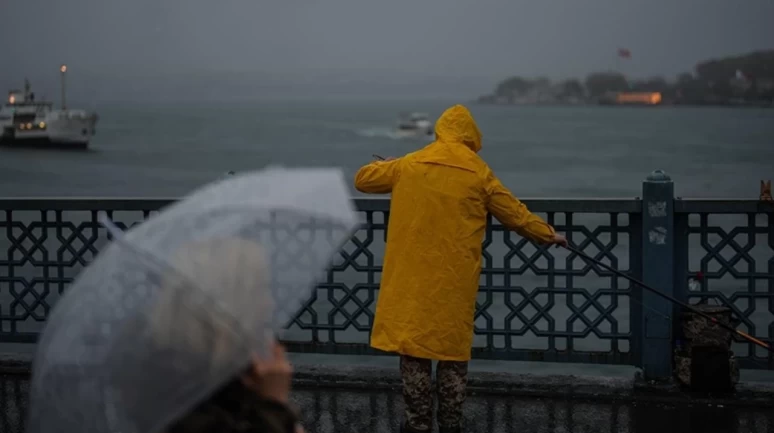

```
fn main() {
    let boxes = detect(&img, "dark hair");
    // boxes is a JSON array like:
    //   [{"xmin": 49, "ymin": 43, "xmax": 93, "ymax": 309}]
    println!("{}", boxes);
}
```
[{"xmin": 166, "ymin": 375, "xmax": 298, "ymax": 433}]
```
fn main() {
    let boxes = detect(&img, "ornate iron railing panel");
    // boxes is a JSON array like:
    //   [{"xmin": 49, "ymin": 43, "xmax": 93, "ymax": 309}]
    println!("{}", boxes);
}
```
[
  {"xmin": 0, "ymin": 200, "xmax": 169, "ymax": 344},
  {"xmin": 0, "ymin": 198, "xmax": 641, "ymax": 365},
  {"xmin": 675, "ymin": 199, "xmax": 774, "ymax": 370}
]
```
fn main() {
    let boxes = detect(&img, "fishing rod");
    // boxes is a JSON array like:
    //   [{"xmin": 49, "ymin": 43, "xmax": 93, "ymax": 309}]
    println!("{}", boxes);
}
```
[
  {"xmin": 372, "ymin": 154, "xmax": 386, "ymax": 161},
  {"xmin": 563, "ymin": 244, "xmax": 773, "ymax": 354}
]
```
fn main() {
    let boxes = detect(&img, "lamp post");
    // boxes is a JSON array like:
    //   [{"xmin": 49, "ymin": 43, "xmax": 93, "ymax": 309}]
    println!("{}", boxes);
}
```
[{"xmin": 60, "ymin": 64, "xmax": 67, "ymax": 110}]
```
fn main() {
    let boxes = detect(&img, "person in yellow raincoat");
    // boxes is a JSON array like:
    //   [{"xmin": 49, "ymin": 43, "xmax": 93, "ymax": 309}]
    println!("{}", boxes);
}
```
[{"xmin": 354, "ymin": 104, "xmax": 567, "ymax": 433}]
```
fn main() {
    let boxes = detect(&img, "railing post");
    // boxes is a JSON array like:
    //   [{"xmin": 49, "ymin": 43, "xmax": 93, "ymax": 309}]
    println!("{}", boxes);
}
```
[{"xmin": 640, "ymin": 169, "xmax": 675, "ymax": 380}]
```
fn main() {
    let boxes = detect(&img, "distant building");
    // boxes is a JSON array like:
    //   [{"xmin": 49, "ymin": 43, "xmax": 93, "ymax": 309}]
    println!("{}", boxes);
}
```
[{"xmin": 614, "ymin": 92, "xmax": 662, "ymax": 105}]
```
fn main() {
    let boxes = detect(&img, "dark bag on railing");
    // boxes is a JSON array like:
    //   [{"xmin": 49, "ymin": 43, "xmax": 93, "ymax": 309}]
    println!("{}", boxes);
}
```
[{"xmin": 674, "ymin": 305, "xmax": 740, "ymax": 393}]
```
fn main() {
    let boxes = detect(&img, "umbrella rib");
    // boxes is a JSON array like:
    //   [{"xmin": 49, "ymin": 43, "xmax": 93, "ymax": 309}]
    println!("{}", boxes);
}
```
[
  {"xmin": 97, "ymin": 207, "xmax": 356, "ymax": 343},
  {"xmin": 98, "ymin": 213, "xmax": 251, "ymax": 342}
]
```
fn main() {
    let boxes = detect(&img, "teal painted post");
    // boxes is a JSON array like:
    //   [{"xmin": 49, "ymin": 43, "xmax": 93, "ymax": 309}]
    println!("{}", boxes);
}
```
[{"xmin": 640, "ymin": 170, "xmax": 675, "ymax": 380}]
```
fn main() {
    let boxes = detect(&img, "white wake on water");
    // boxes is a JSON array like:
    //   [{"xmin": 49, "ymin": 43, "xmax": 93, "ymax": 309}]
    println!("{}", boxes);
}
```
[
  {"xmin": 356, "ymin": 127, "xmax": 431, "ymax": 141},
  {"xmin": 356, "ymin": 127, "xmax": 404, "ymax": 140}
]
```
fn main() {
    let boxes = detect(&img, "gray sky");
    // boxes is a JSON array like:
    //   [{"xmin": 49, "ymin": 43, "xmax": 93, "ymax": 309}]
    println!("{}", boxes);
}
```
[{"xmin": 1, "ymin": 0, "xmax": 772, "ymax": 100}]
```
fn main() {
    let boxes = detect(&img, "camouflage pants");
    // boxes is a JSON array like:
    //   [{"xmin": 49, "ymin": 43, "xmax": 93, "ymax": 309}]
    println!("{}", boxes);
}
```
[{"xmin": 400, "ymin": 355, "xmax": 468, "ymax": 432}]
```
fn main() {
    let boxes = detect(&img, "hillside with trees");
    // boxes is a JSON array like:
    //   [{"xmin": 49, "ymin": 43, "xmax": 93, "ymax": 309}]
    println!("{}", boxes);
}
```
[{"xmin": 477, "ymin": 50, "xmax": 774, "ymax": 106}]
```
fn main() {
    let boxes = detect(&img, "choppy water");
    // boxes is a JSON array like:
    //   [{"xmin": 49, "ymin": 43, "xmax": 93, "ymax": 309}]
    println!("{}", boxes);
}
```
[
  {"xmin": 1, "ymin": 101, "xmax": 773, "ymax": 368},
  {"xmin": 1, "ymin": 101, "xmax": 772, "ymax": 198}
]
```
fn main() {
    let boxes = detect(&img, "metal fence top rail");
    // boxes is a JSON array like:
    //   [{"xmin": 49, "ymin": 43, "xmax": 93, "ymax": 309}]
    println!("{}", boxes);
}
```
[
  {"xmin": 1, "ymin": 197, "xmax": 771, "ymax": 215},
  {"xmin": 0, "ymin": 197, "xmax": 650, "ymax": 213},
  {"xmin": 674, "ymin": 199, "xmax": 774, "ymax": 214}
]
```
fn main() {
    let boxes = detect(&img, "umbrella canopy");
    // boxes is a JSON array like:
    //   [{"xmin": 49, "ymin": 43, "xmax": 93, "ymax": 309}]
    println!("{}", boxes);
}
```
[{"xmin": 27, "ymin": 167, "xmax": 358, "ymax": 433}]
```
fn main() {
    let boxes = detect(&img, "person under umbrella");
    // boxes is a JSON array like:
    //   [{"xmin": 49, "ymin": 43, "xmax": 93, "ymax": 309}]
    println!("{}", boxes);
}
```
[
  {"xmin": 27, "ymin": 168, "xmax": 358, "ymax": 433},
  {"xmin": 145, "ymin": 237, "xmax": 302, "ymax": 433},
  {"xmin": 355, "ymin": 104, "xmax": 567, "ymax": 433}
]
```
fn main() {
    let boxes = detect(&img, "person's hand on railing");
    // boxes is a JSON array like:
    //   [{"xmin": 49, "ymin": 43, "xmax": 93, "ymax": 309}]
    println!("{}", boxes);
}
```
[{"xmin": 552, "ymin": 233, "xmax": 568, "ymax": 248}]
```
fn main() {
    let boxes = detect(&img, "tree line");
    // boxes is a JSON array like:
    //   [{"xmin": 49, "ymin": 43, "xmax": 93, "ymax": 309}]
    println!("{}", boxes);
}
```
[{"xmin": 478, "ymin": 50, "xmax": 774, "ymax": 105}]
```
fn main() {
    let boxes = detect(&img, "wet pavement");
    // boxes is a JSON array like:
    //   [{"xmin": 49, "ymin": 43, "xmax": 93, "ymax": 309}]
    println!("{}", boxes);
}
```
[
  {"xmin": 292, "ymin": 387, "xmax": 773, "ymax": 433},
  {"xmin": 3, "ymin": 372, "xmax": 772, "ymax": 433}
]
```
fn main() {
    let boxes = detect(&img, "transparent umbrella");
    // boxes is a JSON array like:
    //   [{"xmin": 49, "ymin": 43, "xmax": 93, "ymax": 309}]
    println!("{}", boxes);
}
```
[{"xmin": 26, "ymin": 167, "xmax": 358, "ymax": 433}]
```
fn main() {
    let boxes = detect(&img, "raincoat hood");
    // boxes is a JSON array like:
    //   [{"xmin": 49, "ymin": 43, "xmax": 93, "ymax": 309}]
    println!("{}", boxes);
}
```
[{"xmin": 434, "ymin": 104, "xmax": 482, "ymax": 153}]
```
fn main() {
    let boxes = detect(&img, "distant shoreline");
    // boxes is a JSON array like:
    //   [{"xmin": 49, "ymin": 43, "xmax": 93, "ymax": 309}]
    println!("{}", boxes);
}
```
[
  {"xmin": 472, "ymin": 100, "xmax": 774, "ymax": 109},
  {"xmin": 478, "ymin": 50, "xmax": 774, "ymax": 110}
]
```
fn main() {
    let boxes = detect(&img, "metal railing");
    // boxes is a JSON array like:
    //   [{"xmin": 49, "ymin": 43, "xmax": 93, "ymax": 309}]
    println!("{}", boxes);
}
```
[
  {"xmin": 0, "ymin": 173, "xmax": 772, "ymax": 377},
  {"xmin": 674, "ymin": 199, "xmax": 774, "ymax": 370}
]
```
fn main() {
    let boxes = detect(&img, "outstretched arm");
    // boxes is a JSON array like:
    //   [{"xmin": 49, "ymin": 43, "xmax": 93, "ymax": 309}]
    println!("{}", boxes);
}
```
[
  {"xmin": 354, "ymin": 158, "xmax": 402, "ymax": 194},
  {"xmin": 484, "ymin": 169, "xmax": 558, "ymax": 244}
]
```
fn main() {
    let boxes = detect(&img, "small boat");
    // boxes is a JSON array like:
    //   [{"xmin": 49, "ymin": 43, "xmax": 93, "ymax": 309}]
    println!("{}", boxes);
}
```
[
  {"xmin": 395, "ymin": 112, "xmax": 433, "ymax": 137},
  {"xmin": 0, "ymin": 66, "xmax": 98, "ymax": 150}
]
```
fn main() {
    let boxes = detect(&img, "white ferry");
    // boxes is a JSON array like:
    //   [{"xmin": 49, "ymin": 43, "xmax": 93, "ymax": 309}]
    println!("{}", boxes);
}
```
[{"xmin": 0, "ymin": 66, "xmax": 98, "ymax": 150}]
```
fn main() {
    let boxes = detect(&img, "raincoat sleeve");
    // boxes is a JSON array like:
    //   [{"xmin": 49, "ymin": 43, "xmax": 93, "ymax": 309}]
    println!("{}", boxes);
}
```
[
  {"xmin": 484, "ymin": 169, "xmax": 555, "ymax": 244},
  {"xmin": 354, "ymin": 159, "xmax": 402, "ymax": 194}
]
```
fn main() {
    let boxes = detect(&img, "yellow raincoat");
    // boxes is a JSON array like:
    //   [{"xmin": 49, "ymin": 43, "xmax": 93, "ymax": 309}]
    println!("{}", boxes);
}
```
[{"xmin": 354, "ymin": 104, "xmax": 556, "ymax": 361}]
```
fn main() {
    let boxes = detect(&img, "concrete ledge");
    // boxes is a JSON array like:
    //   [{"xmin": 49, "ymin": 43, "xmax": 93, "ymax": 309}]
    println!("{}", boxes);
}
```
[
  {"xmin": 293, "ymin": 363, "xmax": 634, "ymax": 398},
  {"xmin": 292, "ymin": 362, "xmax": 774, "ymax": 407},
  {"xmin": 4, "ymin": 352, "xmax": 773, "ymax": 407},
  {"xmin": 0, "ymin": 353, "xmax": 32, "ymax": 375}
]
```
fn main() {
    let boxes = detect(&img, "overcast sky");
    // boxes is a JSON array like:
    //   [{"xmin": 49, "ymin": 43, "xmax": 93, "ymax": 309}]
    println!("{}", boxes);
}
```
[{"xmin": 1, "ymin": 0, "xmax": 772, "ymax": 100}]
